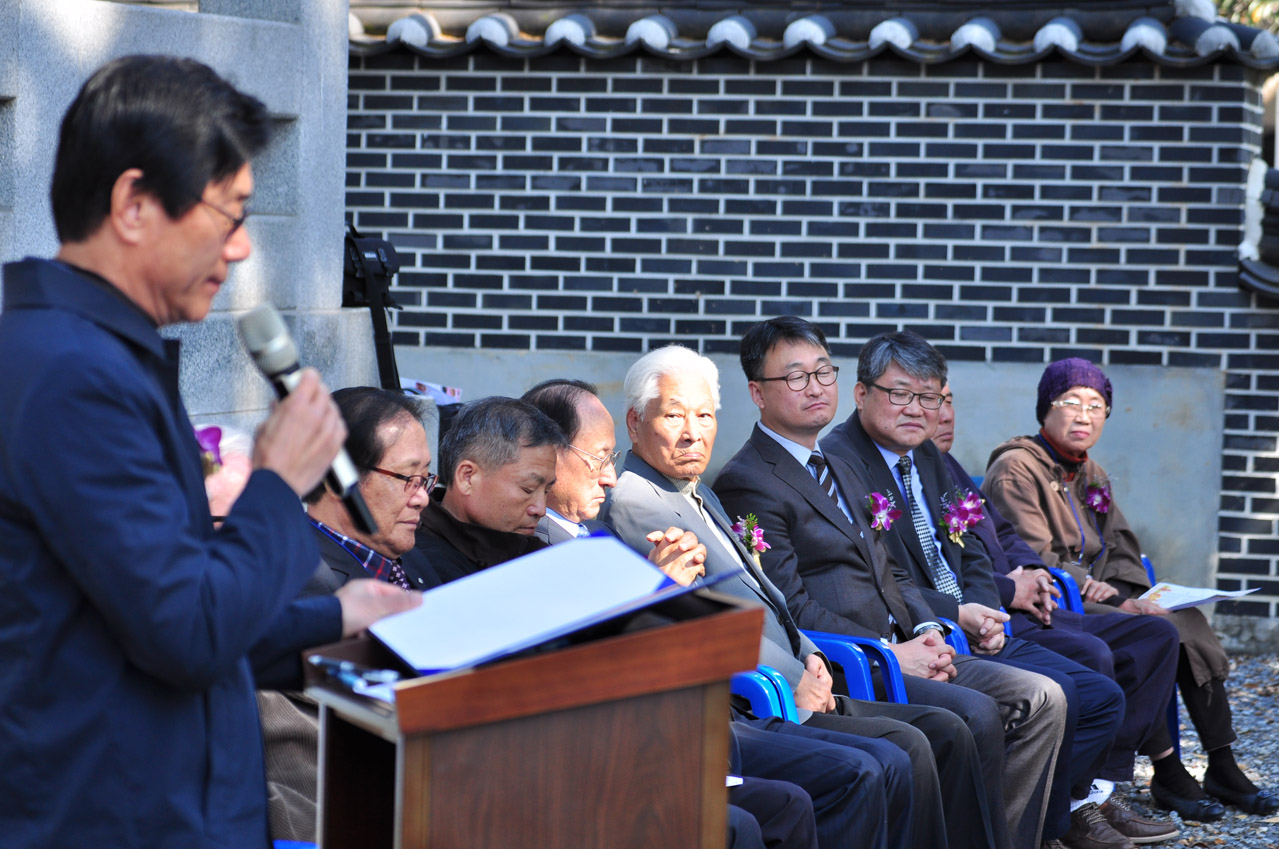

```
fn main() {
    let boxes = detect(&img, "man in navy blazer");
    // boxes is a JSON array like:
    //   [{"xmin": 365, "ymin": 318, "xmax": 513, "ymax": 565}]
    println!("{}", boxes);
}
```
[
  {"xmin": 0, "ymin": 57, "xmax": 414, "ymax": 848},
  {"xmin": 817, "ymin": 329, "xmax": 1136, "ymax": 849},
  {"xmin": 602, "ymin": 344, "xmax": 1004, "ymax": 849}
]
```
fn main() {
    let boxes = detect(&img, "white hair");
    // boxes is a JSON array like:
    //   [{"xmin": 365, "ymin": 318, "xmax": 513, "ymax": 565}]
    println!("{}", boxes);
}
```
[{"xmin": 623, "ymin": 344, "xmax": 721, "ymax": 419}]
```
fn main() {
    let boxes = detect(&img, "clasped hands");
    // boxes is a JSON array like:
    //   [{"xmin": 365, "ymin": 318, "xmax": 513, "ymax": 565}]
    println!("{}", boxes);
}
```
[
  {"xmin": 888, "ymin": 628, "xmax": 957, "ymax": 682},
  {"xmin": 1009, "ymin": 566, "xmax": 1061, "ymax": 625},
  {"xmin": 957, "ymin": 602, "xmax": 1010, "ymax": 655},
  {"xmin": 644, "ymin": 526, "xmax": 708, "ymax": 586},
  {"xmin": 794, "ymin": 653, "xmax": 838, "ymax": 713}
]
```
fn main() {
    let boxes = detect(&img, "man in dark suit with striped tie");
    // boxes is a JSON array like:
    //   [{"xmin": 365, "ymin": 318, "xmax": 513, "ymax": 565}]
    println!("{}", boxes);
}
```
[{"xmin": 603, "ymin": 344, "xmax": 1002, "ymax": 849}]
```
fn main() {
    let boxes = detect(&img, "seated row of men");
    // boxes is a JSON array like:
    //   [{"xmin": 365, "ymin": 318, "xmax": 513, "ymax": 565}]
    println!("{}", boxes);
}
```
[{"xmin": 222, "ymin": 319, "xmax": 1274, "ymax": 849}]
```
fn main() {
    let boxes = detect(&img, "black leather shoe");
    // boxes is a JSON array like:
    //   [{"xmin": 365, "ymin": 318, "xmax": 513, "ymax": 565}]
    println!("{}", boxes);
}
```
[
  {"xmin": 1148, "ymin": 779, "xmax": 1225, "ymax": 822},
  {"xmin": 1203, "ymin": 775, "xmax": 1279, "ymax": 815}
]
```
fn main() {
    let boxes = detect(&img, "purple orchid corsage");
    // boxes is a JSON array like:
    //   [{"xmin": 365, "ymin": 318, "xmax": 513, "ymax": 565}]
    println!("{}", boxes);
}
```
[
  {"xmin": 941, "ymin": 487, "xmax": 985, "ymax": 547},
  {"xmin": 732, "ymin": 513, "xmax": 771, "ymax": 555},
  {"xmin": 194, "ymin": 425, "xmax": 223, "ymax": 478},
  {"xmin": 866, "ymin": 492, "xmax": 902, "ymax": 532},
  {"xmin": 1085, "ymin": 481, "xmax": 1112, "ymax": 514}
]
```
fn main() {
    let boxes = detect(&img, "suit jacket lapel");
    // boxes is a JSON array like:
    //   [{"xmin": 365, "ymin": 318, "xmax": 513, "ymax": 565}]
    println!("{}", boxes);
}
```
[
  {"xmin": 622, "ymin": 452, "xmax": 773, "ymax": 605},
  {"xmin": 839, "ymin": 414, "xmax": 935, "ymax": 577},
  {"xmin": 819, "ymin": 448, "xmax": 919, "ymax": 635}
]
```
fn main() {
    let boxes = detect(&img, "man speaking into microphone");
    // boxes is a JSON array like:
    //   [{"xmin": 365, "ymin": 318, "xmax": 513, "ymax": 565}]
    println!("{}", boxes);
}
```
[{"xmin": 0, "ymin": 56, "xmax": 415, "ymax": 848}]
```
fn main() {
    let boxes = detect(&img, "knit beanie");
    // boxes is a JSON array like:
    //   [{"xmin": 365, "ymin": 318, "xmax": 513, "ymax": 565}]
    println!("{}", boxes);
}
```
[{"xmin": 1036, "ymin": 358, "xmax": 1113, "ymax": 424}]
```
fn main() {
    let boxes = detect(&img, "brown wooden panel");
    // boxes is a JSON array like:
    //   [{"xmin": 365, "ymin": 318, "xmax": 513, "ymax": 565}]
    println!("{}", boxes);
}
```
[
  {"xmin": 422, "ymin": 687, "xmax": 717, "ymax": 849},
  {"xmin": 699, "ymin": 683, "xmax": 730, "ymax": 849},
  {"xmin": 399, "ymin": 736, "xmax": 431, "ymax": 849},
  {"xmin": 395, "ymin": 606, "xmax": 763, "ymax": 735}
]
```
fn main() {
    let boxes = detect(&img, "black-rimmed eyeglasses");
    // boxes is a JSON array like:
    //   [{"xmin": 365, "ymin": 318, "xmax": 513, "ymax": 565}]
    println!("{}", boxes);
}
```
[
  {"xmin": 200, "ymin": 198, "xmax": 249, "ymax": 240},
  {"xmin": 756, "ymin": 365, "xmax": 839, "ymax": 392},
  {"xmin": 369, "ymin": 467, "xmax": 438, "ymax": 495},
  {"xmin": 869, "ymin": 383, "xmax": 946, "ymax": 410}
]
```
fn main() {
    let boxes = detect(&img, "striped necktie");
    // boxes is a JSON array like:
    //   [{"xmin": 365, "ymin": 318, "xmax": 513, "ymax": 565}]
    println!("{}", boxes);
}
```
[
  {"xmin": 896, "ymin": 455, "xmax": 963, "ymax": 600},
  {"xmin": 807, "ymin": 452, "xmax": 843, "ymax": 512}
]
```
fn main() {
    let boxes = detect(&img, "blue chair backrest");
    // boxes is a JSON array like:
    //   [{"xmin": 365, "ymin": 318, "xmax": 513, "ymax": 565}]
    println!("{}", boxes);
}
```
[
  {"xmin": 1047, "ymin": 567, "xmax": 1084, "ymax": 613},
  {"xmin": 803, "ymin": 630, "xmax": 910, "ymax": 703},
  {"xmin": 805, "ymin": 632, "xmax": 875, "ymax": 700},
  {"xmin": 730, "ymin": 666, "xmax": 799, "ymax": 723}
]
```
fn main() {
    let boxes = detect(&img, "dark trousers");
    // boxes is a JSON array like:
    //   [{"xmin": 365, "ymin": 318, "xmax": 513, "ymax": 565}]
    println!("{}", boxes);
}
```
[
  {"xmin": 728, "ymin": 804, "xmax": 766, "ymax": 849},
  {"xmin": 1176, "ymin": 655, "xmax": 1236, "ymax": 753},
  {"xmin": 730, "ymin": 778, "xmax": 818, "ymax": 849},
  {"xmin": 802, "ymin": 696, "xmax": 999, "ymax": 849},
  {"xmin": 1014, "ymin": 607, "xmax": 1180, "ymax": 779},
  {"xmin": 734, "ymin": 717, "xmax": 899, "ymax": 849},
  {"xmin": 993, "ymin": 635, "xmax": 1126, "ymax": 840}
]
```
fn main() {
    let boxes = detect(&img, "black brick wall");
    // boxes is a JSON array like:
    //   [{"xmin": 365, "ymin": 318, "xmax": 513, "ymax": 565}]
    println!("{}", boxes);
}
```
[{"xmin": 346, "ymin": 51, "xmax": 1279, "ymax": 624}]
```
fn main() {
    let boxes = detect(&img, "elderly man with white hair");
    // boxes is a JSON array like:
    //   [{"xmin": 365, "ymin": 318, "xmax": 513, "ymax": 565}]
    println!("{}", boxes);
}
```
[{"xmin": 601, "ymin": 345, "xmax": 1004, "ymax": 849}]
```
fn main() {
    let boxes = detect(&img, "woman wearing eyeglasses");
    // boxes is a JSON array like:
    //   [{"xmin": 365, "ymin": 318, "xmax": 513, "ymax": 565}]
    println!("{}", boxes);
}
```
[{"xmin": 984, "ymin": 358, "xmax": 1276, "ymax": 823}]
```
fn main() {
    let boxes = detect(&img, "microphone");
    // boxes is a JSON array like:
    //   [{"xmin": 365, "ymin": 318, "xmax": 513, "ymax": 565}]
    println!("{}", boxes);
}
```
[{"xmin": 238, "ymin": 304, "xmax": 378, "ymax": 535}]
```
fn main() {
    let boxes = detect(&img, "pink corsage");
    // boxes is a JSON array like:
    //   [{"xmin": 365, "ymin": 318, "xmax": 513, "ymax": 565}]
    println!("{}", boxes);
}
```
[
  {"xmin": 732, "ymin": 514, "xmax": 770, "ymax": 567},
  {"xmin": 194, "ymin": 425, "xmax": 223, "ymax": 478},
  {"xmin": 941, "ymin": 487, "xmax": 985, "ymax": 547},
  {"xmin": 866, "ymin": 492, "xmax": 902, "ymax": 532},
  {"xmin": 1085, "ymin": 481, "xmax": 1111, "ymax": 514}
]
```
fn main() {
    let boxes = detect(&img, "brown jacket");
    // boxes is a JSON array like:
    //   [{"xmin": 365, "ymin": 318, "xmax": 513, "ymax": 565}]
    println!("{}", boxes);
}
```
[{"xmin": 985, "ymin": 435, "xmax": 1226, "ymax": 687}]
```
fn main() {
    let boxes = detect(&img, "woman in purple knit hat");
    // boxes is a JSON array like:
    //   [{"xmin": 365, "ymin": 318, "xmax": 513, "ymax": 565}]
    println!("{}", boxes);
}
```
[{"xmin": 984, "ymin": 358, "xmax": 1276, "ymax": 822}]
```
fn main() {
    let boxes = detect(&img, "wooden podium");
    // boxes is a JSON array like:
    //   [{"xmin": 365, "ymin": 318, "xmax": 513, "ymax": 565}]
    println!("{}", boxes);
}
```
[{"xmin": 305, "ymin": 594, "xmax": 763, "ymax": 849}]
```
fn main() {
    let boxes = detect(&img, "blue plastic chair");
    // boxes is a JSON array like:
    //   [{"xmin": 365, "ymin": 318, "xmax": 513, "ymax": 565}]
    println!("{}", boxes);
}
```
[
  {"xmin": 806, "ymin": 632, "xmax": 876, "ymax": 701},
  {"xmin": 1047, "ymin": 567, "xmax": 1085, "ymax": 613},
  {"xmin": 804, "ymin": 630, "xmax": 910, "ymax": 703},
  {"xmin": 731, "ymin": 665, "xmax": 800, "ymax": 723},
  {"xmin": 274, "ymin": 842, "xmax": 317, "ymax": 849},
  {"xmin": 937, "ymin": 616, "xmax": 970, "ymax": 655},
  {"xmin": 1142, "ymin": 554, "xmax": 1182, "ymax": 759}
]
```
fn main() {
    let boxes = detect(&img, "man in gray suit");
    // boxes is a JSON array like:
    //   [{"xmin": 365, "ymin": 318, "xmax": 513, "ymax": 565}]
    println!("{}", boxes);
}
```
[{"xmin": 602, "ymin": 345, "xmax": 1004, "ymax": 849}]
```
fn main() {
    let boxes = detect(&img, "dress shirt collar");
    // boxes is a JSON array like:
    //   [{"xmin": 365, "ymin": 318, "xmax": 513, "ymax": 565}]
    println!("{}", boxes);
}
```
[
  {"xmin": 757, "ymin": 421, "xmax": 819, "ymax": 469},
  {"xmin": 545, "ymin": 507, "xmax": 586, "ymax": 538}
]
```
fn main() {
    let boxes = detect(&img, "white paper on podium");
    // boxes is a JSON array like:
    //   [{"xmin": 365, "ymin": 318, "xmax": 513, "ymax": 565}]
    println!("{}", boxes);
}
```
[{"xmin": 369, "ymin": 535, "xmax": 720, "ymax": 674}]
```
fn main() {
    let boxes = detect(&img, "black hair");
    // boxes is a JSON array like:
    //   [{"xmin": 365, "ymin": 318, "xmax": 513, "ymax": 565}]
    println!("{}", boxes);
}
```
[
  {"xmin": 438, "ymin": 396, "xmax": 567, "ymax": 488},
  {"xmin": 521, "ymin": 378, "xmax": 599, "ymax": 442},
  {"xmin": 855, "ymin": 331, "xmax": 948, "ymax": 387},
  {"xmin": 739, "ymin": 316, "xmax": 831, "ymax": 381},
  {"xmin": 51, "ymin": 55, "xmax": 270, "ymax": 243},
  {"xmin": 304, "ymin": 387, "xmax": 425, "ymax": 504}
]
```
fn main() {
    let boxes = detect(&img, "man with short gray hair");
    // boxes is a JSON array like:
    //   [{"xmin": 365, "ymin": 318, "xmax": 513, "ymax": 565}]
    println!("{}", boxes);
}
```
[{"xmin": 604, "ymin": 344, "xmax": 1001, "ymax": 849}]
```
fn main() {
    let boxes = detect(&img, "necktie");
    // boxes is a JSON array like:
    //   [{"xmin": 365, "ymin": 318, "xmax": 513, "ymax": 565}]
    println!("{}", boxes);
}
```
[
  {"xmin": 575, "ymin": 523, "xmax": 591, "ymax": 538},
  {"xmin": 807, "ymin": 452, "xmax": 843, "ymax": 512},
  {"xmin": 896, "ymin": 455, "xmax": 963, "ymax": 600}
]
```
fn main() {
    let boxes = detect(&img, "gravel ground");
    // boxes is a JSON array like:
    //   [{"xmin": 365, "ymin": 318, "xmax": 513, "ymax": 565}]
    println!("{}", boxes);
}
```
[{"xmin": 1114, "ymin": 653, "xmax": 1279, "ymax": 848}]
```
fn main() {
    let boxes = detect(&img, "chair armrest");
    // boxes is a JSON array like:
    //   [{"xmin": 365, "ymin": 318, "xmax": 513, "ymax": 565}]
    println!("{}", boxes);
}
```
[
  {"xmin": 802, "ymin": 630, "xmax": 909, "ymax": 704},
  {"xmin": 731, "ymin": 665, "xmax": 800, "ymax": 723},
  {"xmin": 807, "ymin": 633, "xmax": 875, "ymax": 701},
  {"xmin": 938, "ymin": 616, "xmax": 970, "ymax": 655},
  {"xmin": 1047, "ymin": 567, "xmax": 1084, "ymax": 613},
  {"xmin": 731, "ymin": 669, "xmax": 786, "ymax": 720}
]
